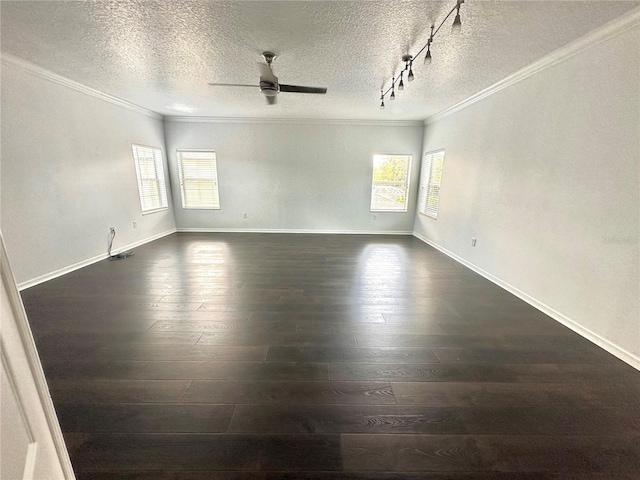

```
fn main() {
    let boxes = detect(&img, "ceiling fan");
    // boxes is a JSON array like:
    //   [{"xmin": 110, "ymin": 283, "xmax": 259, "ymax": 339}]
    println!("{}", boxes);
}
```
[{"xmin": 208, "ymin": 52, "xmax": 327, "ymax": 105}]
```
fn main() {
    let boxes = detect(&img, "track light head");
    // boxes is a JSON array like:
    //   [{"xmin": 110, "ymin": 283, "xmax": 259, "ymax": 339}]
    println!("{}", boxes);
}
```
[
  {"xmin": 424, "ymin": 47, "xmax": 432, "ymax": 65},
  {"xmin": 452, "ymin": 0, "xmax": 463, "ymax": 34},
  {"xmin": 452, "ymin": 13, "xmax": 462, "ymax": 33},
  {"xmin": 398, "ymin": 76, "xmax": 404, "ymax": 91},
  {"xmin": 407, "ymin": 63, "xmax": 414, "ymax": 82},
  {"xmin": 390, "ymin": 90, "xmax": 395, "ymax": 100}
]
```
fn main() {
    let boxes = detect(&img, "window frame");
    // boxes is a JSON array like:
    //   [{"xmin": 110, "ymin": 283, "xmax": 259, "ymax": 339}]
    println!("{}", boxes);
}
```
[
  {"xmin": 131, "ymin": 144, "xmax": 168, "ymax": 215},
  {"xmin": 369, "ymin": 153, "xmax": 413, "ymax": 213},
  {"xmin": 176, "ymin": 149, "xmax": 221, "ymax": 210},
  {"xmin": 418, "ymin": 149, "xmax": 445, "ymax": 220}
]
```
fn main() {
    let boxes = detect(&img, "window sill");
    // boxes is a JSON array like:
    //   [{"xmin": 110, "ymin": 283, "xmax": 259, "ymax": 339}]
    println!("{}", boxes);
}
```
[
  {"xmin": 181, "ymin": 207, "xmax": 221, "ymax": 210},
  {"xmin": 141, "ymin": 207, "xmax": 169, "ymax": 215},
  {"xmin": 370, "ymin": 209, "xmax": 408, "ymax": 213}
]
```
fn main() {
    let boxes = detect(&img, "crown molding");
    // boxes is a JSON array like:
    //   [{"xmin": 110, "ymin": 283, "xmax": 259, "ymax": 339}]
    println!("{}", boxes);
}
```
[
  {"xmin": 425, "ymin": 5, "xmax": 640, "ymax": 125},
  {"xmin": 1, "ymin": 52, "xmax": 163, "ymax": 120},
  {"xmin": 165, "ymin": 116, "xmax": 423, "ymax": 127}
]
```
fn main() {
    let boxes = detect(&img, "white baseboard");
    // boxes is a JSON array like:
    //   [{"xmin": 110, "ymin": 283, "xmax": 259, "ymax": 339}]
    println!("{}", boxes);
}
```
[
  {"xmin": 177, "ymin": 228, "xmax": 413, "ymax": 235},
  {"xmin": 413, "ymin": 232, "xmax": 640, "ymax": 371},
  {"xmin": 18, "ymin": 228, "xmax": 177, "ymax": 291}
]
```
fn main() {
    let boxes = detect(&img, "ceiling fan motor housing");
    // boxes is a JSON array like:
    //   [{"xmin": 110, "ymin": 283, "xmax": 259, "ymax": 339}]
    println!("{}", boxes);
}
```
[{"xmin": 260, "ymin": 81, "xmax": 278, "ymax": 96}]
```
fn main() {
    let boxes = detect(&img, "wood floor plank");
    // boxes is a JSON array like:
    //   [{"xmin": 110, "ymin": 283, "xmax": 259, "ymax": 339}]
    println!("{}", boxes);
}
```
[
  {"xmin": 198, "ymin": 332, "xmax": 357, "ymax": 347},
  {"xmin": 184, "ymin": 381, "xmax": 396, "ymax": 405},
  {"xmin": 341, "ymin": 434, "xmax": 640, "ymax": 473},
  {"xmin": 42, "ymin": 360, "xmax": 149, "ymax": 379},
  {"xmin": 295, "ymin": 322, "xmax": 446, "ymax": 335},
  {"xmin": 391, "ymin": 381, "xmax": 640, "ymax": 406},
  {"xmin": 330, "ymin": 362, "xmax": 639, "ymax": 383},
  {"xmin": 458, "ymin": 406, "xmax": 640, "ymax": 435},
  {"xmin": 134, "ymin": 361, "xmax": 330, "ymax": 381},
  {"xmin": 431, "ymin": 346, "xmax": 616, "ymax": 364},
  {"xmin": 49, "ymin": 379, "xmax": 192, "ymax": 404},
  {"xmin": 57, "ymin": 404, "xmax": 235, "ymax": 433},
  {"xmin": 65, "ymin": 433, "xmax": 342, "ymax": 472},
  {"xmin": 266, "ymin": 346, "xmax": 440, "ymax": 363},
  {"xmin": 356, "ymin": 334, "xmax": 593, "ymax": 349},
  {"xmin": 44, "ymin": 360, "xmax": 329, "ymax": 381},
  {"xmin": 93, "ymin": 345, "xmax": 269, "ymax": 362},
  {"xmin": 229, "ymin": 405, "xmax": 465, "ymax": 434},
  {"xmin": 249, "ymin": 312, "xmax": 386, "ymax": 323},
  {"xmin": 436, "ymin": 320, "xmax": 574, "ymax": 336},
  {"xmin": 26, "ymin": 317, "xmax": 159, "ymax": 333},
  {"xmin": 35, "ymin": 331, "xmax": 204, "ymax": 345},
  {"xmin": 148, "ymin": 320, "xmax": 248, "ymax": 332},
  {"xmin": 78, "ymin": 472, "xmax": 640, "ymax": 480}
]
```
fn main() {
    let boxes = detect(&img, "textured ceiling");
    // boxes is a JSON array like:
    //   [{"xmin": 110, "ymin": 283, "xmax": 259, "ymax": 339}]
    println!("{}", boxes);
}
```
[{"xmin": 1, "ymin": 1, "xmax": 638, "ymax": 120}]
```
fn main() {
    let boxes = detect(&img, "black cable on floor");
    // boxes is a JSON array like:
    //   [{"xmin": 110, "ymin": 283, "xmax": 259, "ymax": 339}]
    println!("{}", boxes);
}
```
[{"xmin": 108, "ymin": 228, "xmax": 134, "ymax": 260}]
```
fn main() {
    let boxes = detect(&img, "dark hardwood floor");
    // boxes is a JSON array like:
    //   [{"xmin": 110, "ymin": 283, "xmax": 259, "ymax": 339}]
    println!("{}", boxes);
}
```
[{"xmin": 21, "ymin": 233, "xmax": 640, "ymax": 479}]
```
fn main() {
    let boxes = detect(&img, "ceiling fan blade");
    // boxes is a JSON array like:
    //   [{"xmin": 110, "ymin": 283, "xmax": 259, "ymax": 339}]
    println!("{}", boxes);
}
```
[
  {"xmin": 265, "ymin": 95, "xmax": 278, "ymax": 105},
  {"xmin": 258, "ymin": 63, "xmax": 278, "ymax": 85},
  {"xmin": 279, "ymin": 84, "xmax": 327, "ymax": 94},
  {"xmin": 208, "ymin": 83, "xmax": 259, "ymax": 88}
]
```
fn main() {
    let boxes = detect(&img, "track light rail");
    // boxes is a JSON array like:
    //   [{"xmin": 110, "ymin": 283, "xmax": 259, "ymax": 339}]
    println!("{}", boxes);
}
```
[{"xmin": 380, "ymin": 0, "xmax": 464, "ymax": 108}]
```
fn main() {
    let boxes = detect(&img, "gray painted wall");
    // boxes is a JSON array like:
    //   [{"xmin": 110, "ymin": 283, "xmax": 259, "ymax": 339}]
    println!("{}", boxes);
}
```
[
  {"xmin": 163, "ymin": 120, "xmax": 424, "ymax": 233},
  {"xmin": 414, "ymin": 24, "xmax": 640, "ymax": 363},
  {"xmin": 1, "ymin": 61, "xmax": 176, "ymax": 285}
]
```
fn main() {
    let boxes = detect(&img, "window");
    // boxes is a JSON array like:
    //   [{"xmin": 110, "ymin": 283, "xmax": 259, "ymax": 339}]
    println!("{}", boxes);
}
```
[
  {"xmin": 176, "ymin": 150, "xmax": 220, "ymax": 209},
  {"xmin": 370, "ymin": 154, "xmax": 412, "ymax": 212},
  {"xmin": 419, "ymin": 150, "xmax": 445, "ymax": 219},
  {"xmin": 132, "ymin": 144, "xmax": 168, "ymax": 214}
]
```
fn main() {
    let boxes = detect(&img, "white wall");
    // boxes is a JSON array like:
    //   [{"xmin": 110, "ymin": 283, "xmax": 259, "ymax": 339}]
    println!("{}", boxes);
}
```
[
  {"xmin": 414, "ymin": 22, "xmax": 640, "ymax": 366},
  {"xmin": 164, "ymin": 120, "xmax": 424, "ymax": 233},
  {"xmin": 1, "ymin": 59, "xmax": 176, "ymax": 286}
]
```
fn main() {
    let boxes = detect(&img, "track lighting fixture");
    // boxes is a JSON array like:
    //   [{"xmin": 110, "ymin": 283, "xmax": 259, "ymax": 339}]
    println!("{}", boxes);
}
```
[
  {"xmin": 402, "ymin": 55, "xmax": 414, "ymax": 83},
  {"xmin": 378, "ymin": 0, "xmax": 464, "ymax": 107},
  {"xmin": 424, "ymin": 25, "xmax": 434, "ymax": 65},
  {"xmin": 452, "ymin": 0, "xmax": 463, "ymax": 33},
  {"xmin": 424, "ymin": 45, "xmax": 432, "ymax": 65}
]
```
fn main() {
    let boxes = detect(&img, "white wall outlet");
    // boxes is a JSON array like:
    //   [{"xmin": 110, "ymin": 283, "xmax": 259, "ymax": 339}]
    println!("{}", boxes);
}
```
[
  {"xmin": 471, "ymin": 237, "xmax": 477, "ymax": 247},
  {"xmin": 242, "ymin": 212, "xmax": 248, "ymax": 219},
  {"xmin": 372, "ymin": 214, "xmax": 377, "ymax": 220},
  {"xmin": 132, "ymin": 221, "xmax": 138, "ymax": 228}
]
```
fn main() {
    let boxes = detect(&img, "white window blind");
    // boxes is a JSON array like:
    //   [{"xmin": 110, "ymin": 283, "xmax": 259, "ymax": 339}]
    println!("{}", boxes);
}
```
[
  {"xmin": 132, "ymin": 144, "xmax": 168, "ymax": 214},
  {"xmin": 177, "ymin": 150, "xmax": 220, "ymax": 209},
  {"xmin": 370, "ymin": 154, "xmax": 412, "ymax": 212},
  {"xmin": 419, "ymin": 150, "xmax": 445, "ymax": 219}
]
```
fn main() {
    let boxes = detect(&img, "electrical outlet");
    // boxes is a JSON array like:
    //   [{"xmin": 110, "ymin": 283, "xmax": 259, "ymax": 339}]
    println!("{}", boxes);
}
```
[
  {"xmin": 133, "ymin": 221, "xmax": 138, "ymax": 228},
  {"xmin": 471, "ymin": 237, "xmax": 477, "ymax": 247},
  {"xmin": 110, "ymin": 226, "xmax": 115, "ymax": 234},
  {"xmin": 372, "ymin": 214, "xmax": 377, "ymax": 220},
  {"xmin": 242, "ymin": 212, "xmax": 248, "ymax": 219}
]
